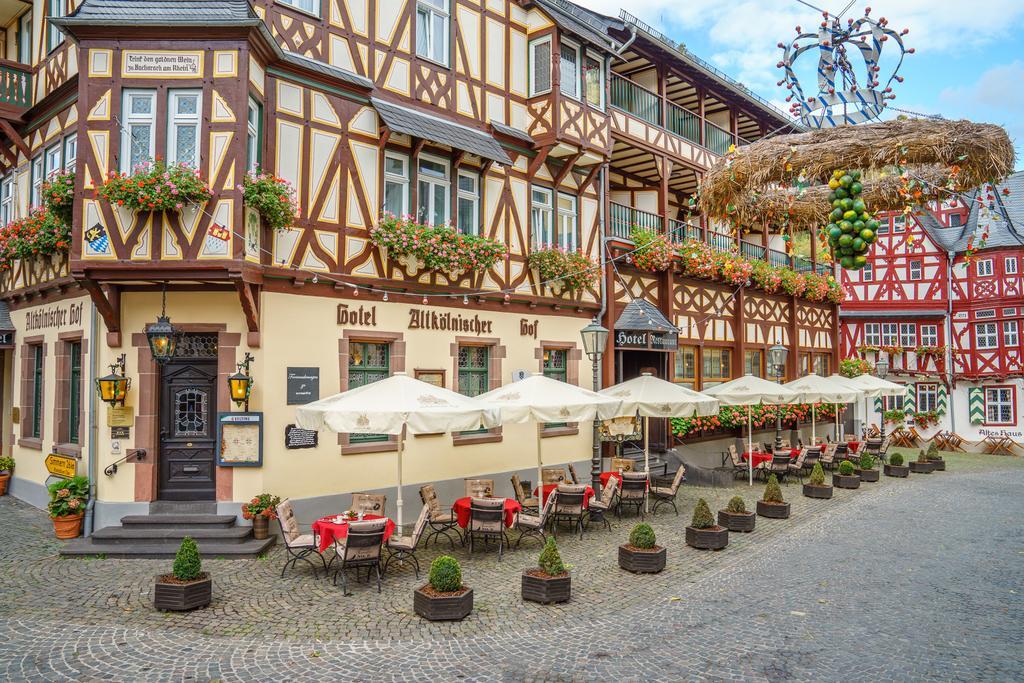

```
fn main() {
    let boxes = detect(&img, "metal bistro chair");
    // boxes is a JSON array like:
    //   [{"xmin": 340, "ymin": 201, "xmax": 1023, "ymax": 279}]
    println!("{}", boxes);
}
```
[
  {"xmin": 384, "ymin": 503, "xmax": 429, "ymax": 579},
  {"xmin": 550, "ymin": 484, "xmax": 587, "ymax": 539},
  {"xmin": 650, "ymin": 466, "xmax": 686, "ymax": 516},
  {"xmin": 467, "ymin": 496, "xmax": 509, "ymax": 560},
  {"xmin": 586, "ymin": 475, "xmax": 619, "ymax": 531},
  {"xmin": 515, "ymin": 489, "xmax": 556, "ymax": 547},
  {"xmin": 419, "ymin": 484, "xmax": 459, "ymax": 549},
  {"xmin": 768, "ymin": 453, "xmax": 791, "ymax": 483},
  {"xmin": 617, "ymin": 471, "xmax": 649, "ymax": 520},
  {"xmin": 818, "ymin": 443, "xmax": 836, "ymax": 471},
  {"xmin": 510, "ymin": 473, "xmax": 539, "ymax": 512},
  {"xmin": 275, "ymin": 499, "xmax": 327, "ymax": 579},
  {"xmin": 541, "ymin": 468, "xmax": 567, "ymax": 485},
  {"xmin": 567, "ymin": 462, "xmax": 581, "ymax": 485},
  {"xmin": 787, "ymin": 448, "xmax": 811, "ymax": 483},
  {"xmin": 332, "ymin": 518, "xmax": 387, "ymax": 596},
  {"xmin": 351, "ymin": 492, "xmax": 386, "ymax": 515},
  {"xmin": 728, "ymin": 445, "xmax": 748, "ymax": 480},
  {"xmin": 464, "ymin": 478, "xmax": 494, "ymax": 498}
]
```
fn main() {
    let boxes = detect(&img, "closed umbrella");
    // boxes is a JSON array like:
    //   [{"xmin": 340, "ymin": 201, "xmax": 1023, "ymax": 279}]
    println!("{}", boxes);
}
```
[
  {"xmin": 295, "ymin": 372, "xmax": 499, "ymax": 528},
  {"xmin": 704, "ymin": 374, "xmax": 798, "ymax": 485},
  {"xmin": 474, "ymin": 373, "xmax": 622, "ymax": 498},
  {"xmin": 784, "ymin": 374, "xmax": 862, "ymax": 444},
  {"xmin": 599, "ymin": 372, "xmax": 719, "ymax": 509}
]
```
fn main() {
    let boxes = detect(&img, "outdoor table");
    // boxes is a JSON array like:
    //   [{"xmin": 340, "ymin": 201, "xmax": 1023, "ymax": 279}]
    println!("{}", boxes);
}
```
[
  {"xmin": 981, "ymin": 434, "xmax": 1019, "ymax": 456},
  {"xmin": 599, "ymin": 471, "xmax": 651, "ymax": 489},
  {"xmin": 739, "ymin": 452, "xmax": 772, "ymax": 468},
  {"xmin": 845, "ymin": 441, "xmax": 862, "ymax": 453},
  {"xmin": 890, "ymin": 429, "xmax": 915, "ymax": 448},
  {"xmin": 533, "ymin": 484, "xmax": 595, "ymax": 508},
  {"xmin": 788, "ymin": 448, "xmax": 801, "ymax": 460},
  {"xmin": 452, "ymin": 496, "xmax": 521, "ymax": 529},
  {"xmin": 312, "ymin": 514, "xmax": 396, "ymax": 553}
]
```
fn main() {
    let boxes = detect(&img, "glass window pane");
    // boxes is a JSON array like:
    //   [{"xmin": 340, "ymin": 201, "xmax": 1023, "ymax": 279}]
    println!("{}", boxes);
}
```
[
  {"xmin": 416, "ymin": 9, "xmax": 429, "ymax": 57},
  {"xmin": 432, "ymin": 13, "xmax": 446, "ymax": 62},
  {"xmin": 458, "ymin": 197, "xmax": 475, "ymax": 235},
  {"xmin": 559, "ymin": 44, "xmax": 577, "ymax": 97},
  {"xmin": 458, "ymin": 174, "xmax": 475, "ymax": 193},
  {"xmin": 385, "ymin": 156, "xmax": 406, "ymax": 176},
  {"xmin": 419, "ymin": 159, "xmax": 446, "ymax": 178},
  {"xmin": 384, "ymin": 180, "xmax": 405, "ymax": 216},
  {"xmin": 129, "ymin": 124, "xmax": 151, "ymax": 168},
  {"xmin": 531, "ymin": 40, "xmax": 551, "ymax": 93},
  {"xmin": 131, "ymin": 94, "xmax": 152, "ymax": 115},
  {"xmin": 175, "ymin": 124, "xmax": 197, "ymax": 165},
  {"xmin": 176, "ymin": 94, "xmax": 198, "ymax": 115},
  {"xmin": 432, "ymin": 184, "xmax": 446, "ymax": 225}
]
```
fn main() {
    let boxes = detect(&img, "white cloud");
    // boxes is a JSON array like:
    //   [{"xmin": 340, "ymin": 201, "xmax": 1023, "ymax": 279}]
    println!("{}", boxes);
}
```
[{"xmin": 937, "ymin": 61, "xmax": 1024, "ymax": 164}]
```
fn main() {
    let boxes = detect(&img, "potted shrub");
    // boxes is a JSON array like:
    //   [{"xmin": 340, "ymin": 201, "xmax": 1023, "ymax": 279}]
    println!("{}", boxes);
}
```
[
  {"xmin": 47, "ymin": 475, "xmax": 89, "ymax": 539},
  {"xmin": 925, "ymin": 442, "xmax": 946, "ymax": 471},
  {"xmin": 242, "ymin": 171, "xmax": 298, "ymax": 231},
  {"xmin": 803, "ymin": 462, "xmax": 833, "ymax": 499},
  {"xmin": 685, "ymin": 498, "xmax": 728, "ymax": 550},
  {"xmin": 522, "ymin": 538, "xmax": 571, "ymax": 604},
  {"xmin": 414, "ymin": 555, "xmax": 472, "ymax": 621},
  {"xmin": 0, "ymin": 456, "xmax": 14, "ymax": 496},
  {"xmin": 619, "ymin": 522, "xmax": 666, "ymax": 573},
  {"xmin": 857, "ymin": 452, "xmax": 880, "ymax": 482},
  {"xmin": 154, "ymin": 536, "xmax": 212, "ymax": 611},
  {"xmin": 908, "ymin": 449, "xmax": 935, "ymax": 474},
  {"xmin": 718, "ymin": 495, "xmax": 756, "ymax": 532},
  {"xmin": 833, "ymin": 460, "xmax": 861, "ymax": 489},
  {"xmin": 241, "ymin": 493, "xmax": 281, "ymax": 540},
  {"xmin": 884, "ymin": 453, "xmax": 910, "ymax": 478},
  {"xmin": 756, "ymin": 474, "xmax": 790, "ymax": 519}
]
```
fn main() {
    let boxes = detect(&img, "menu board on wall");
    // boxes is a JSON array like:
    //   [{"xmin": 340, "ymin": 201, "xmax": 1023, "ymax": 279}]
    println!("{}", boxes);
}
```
[{"xmin": 216, "ymin": 412, "xmax": 263, "ymax": 467}]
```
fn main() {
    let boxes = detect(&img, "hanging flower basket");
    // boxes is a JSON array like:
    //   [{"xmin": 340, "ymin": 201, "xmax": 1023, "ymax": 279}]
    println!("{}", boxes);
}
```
[
  {"xmin": 527, "ymin": 246, "xmax": 597, "ymax": 295},
  {"xmin": 42, "ymin": 169, "xmax": 75, "ymax": 226},
  {"xmin": 241, "ymin": 172, "xmax": 299, "ymax": 231}
]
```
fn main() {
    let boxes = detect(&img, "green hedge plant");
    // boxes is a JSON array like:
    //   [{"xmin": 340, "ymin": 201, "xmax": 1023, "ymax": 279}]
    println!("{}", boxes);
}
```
[
  {"xmin": 808, "ymin": 462, "xmax": 826, "ymax": 486},
  {"xmin": 926, "ymin": 442, "xmax": 940, "ymax": 459},
  {"xmin": 690, "ymin": 498, "xmax": 715, "ymax": 529},
  {"xmin": 917, "ymin": 449, "xmax": 929, "ymax": 463},
  {"xmin": 628, "ymin": 523, "xmax": 657, "ymax": 549},
  {"xmin": 0, "ymin": 455, "xmax": 14, "ymax": 472},
  {"xmin": 763, "ymin": 474, "xmax": 784, "ymax": 503},
  {"xmin": 428, "ymin": 555, "xmax": 462, "ymax": 592},
  {"xmin": 538, "ymin": 537, "xmax": 567, "ymax": 576},
  {"xmin": 172, "ymin": 537, "xmax": 202, "ymax": 581},
  {"xmin": 859, "ymin": 452, "xmax": 876, "ymax": 470},
  {"xmin": 725, "ymin": 496, "xmax": 747, "ymax": 513},
  {"xmin": 889, "ymin": 453, "xmax": 904, "ymax": 466},
  {"xmin": 838, "ymin": 460, "xmax": 855, "ymax": 476}
]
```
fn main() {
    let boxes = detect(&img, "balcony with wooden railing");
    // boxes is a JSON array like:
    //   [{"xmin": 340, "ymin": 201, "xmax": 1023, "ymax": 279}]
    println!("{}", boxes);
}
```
[{"xmin": 0, "ymin": 60, "xmax": 32, "ymax": 112}]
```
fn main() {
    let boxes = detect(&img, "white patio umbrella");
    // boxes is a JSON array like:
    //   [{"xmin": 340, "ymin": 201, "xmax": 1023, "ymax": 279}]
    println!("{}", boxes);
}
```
[
  {"xmin": 295, "ymin": 372, "xmax": 500, "ymax": 528},
  {"xmin": 703, "ymin": 374, "xmax": 798, "ymax": 486},
  {"xmin": 843, "ymin": 374, "xmax": 905, "ymax": 435},
  {"xmin": 599, "ymin": 372, "xmax": 719, "ymax": 510},
  {"xmin": 784, "ymin": 374, "xmax": 862, "ymax": 445},
  {"xmin": 826, "ymin": 374, "xmax": 866, "ymax": 440},
  {"xmin": 474, "ymin": 373, "xmax": 623, "ymax": 498}
]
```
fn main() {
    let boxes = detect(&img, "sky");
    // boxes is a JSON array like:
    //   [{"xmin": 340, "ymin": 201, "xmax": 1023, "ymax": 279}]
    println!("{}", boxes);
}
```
[{"xmin": 577, "ymin": 0, "xmax": 1024, "ymax": 168}]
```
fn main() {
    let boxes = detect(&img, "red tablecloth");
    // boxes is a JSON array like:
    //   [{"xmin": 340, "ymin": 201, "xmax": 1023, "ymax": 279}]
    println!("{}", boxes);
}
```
[
  {"xmin": 452, "ymin": 496, "xmax": 521, "ymax": 529},
  {"xmin": 312, "ymin": 514, "xmax": 395, "ymax": 553},
  {"xmin": 533, "ymin": 484, "xmax": 595, "ymax": 508},
  {"xmin": 789, "ymin": 448, "xmax": 802, "ymax": 460},
  {"xmin": 846, "ymin": 441, "xmax": 862, "ymax": 453},
  {"xmin": 741, "ymin": 452, "xmax": 772, "ymax": 467},
  {"xmin": 598, "ymin": 471, "xmax": 650, "ymax": 490}
]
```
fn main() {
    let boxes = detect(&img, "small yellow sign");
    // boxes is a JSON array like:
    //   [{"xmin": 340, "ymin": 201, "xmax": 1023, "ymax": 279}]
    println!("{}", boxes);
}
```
[
  {"xmin": 10, "ymin": 407, "xmax": 18, "ymax": 424},
  {"xmin": 45, "ymin": 453, "xmax": 77, "ymax": 478},
  {"xmin": 107, "ymin": 405, "xmax": 134, "ymax": 427}
]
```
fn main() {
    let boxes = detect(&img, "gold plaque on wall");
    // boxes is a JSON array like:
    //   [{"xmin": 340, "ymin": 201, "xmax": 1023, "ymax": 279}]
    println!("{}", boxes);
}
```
[
  {"xmin": 107, "ymin": 405, "xmax": 135, "ymax": 427},
  {"xmin": 11, "ymin": 407, "xmax": 18, "ymax": 424}
]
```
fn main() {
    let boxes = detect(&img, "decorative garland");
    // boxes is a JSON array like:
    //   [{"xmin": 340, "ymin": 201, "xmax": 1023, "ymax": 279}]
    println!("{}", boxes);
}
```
[
  {"xmin": 527, "ymin": 246, "xmax": 598, "ymax": 292},
  {"xmin": 671, "ymin": 402, "xmax": 844, "ymax": 437},
  {"xmin": 370, "ymin": 213, "xmax": 506, "ymax": 275},
  {"xmin": 241, "ymin": 172, "xmax": 299, "ymax": 231},
  {"xmin": 99, "ymin": 161, "xmax": 212, "ymax": 211}
]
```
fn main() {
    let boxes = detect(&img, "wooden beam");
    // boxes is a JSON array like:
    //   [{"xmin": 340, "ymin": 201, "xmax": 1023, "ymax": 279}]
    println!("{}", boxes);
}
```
[
  {"xmin": 527, "ymin": 145, "xmax": 551, "ymax": 179},
  {"xmin": 234, "ymin": 280, "xmax": 261, "ymax": 348},
  {"xmin": 552, "ymin": 152, "xmax": 582, "ymax": 188},
  {"xmin": 0, "ymin": 119, "xmax": 29, "ymax": 160},
  {"xmin": 579, "ymin": 164, "xmax": 602, "ymax": 193},
  {"xmin": 81, "ymin": 279, "xmax": 121, "ymax": 347},
  {"xmin": 377, "ymin": 128, "xmax": 392, "ymax": 150}
]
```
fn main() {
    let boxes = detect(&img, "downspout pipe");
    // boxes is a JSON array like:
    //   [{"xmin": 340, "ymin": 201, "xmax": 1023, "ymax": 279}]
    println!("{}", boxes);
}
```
[
  {"xmin": 83, "ymin": 300, "xmax": 99, "ymax": 536},
  {"xmin": 944, "ymin": 252, "xmax": 956, "ymax": 434}
]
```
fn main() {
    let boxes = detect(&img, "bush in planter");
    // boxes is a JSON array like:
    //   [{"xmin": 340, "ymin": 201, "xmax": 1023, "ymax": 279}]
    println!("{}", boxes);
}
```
[
  {"xmin": 926, "ymin": 442, "xmax": 940, "ymax": 459},
  {"xmin": 48, "ymin": 475, "xmax": 89, "ymax": 538},
  {"xmin": 834, "ymin": 459, "xmax": 861, "ymax": 489},
  {"xmin": 809, "ymin": 462, "xmax": 826, "ymax": 486},
  {"xmin": 757, "ymin": 474, "xmax": 791, "ymax": 519},
  {"xmin": 917, "ymin": 449, "xmax": 929, "ymax": 463},
  {"xmin": 859, "ymin": 452, "xmax": 876, "ymax": 470},
  {"xmin": 172, "ymin": 536, "xmax": 203, "ymax": 581},
  {"xmin": 718, "ymin": 495, "xmax": 755, "ymax": 532},
  {"xmin": 725, "ymin": 496, "xmax": 746, "ymax": 513},
  {"xmin": 538, "ymin": 537, "xmax": 567, "ymax": 576},
  {"xmin": 155, "ymin": 537, "xmax": 212, "ymax": 611},
  {"xmin": 838, "ymin": 460, "xmax": 855, "ymax": 476},
  {"xmin": 763, "ymin": 474, "xmax": 784, "ymax": 503},
  {"xmin": 687, "ymin": 498, "xmax": 727, "ymax": 549},
  {"xmin": 414, "ymin": 556, "xmax": 472, "ymax": 621},
  {"xmin": 890, "ymin": 453, "xmax": 904, "ymax": 466},
  {"xmin": 429, "ymin": 555, "xmax": 463, "ymax": 592},
  {"xmin": 690, "ymin": 498, "xmax": 714, "ymax": 529},
  {"xmin": 804, "ymin": 462, "xmax": 833, "ymax": 499},
  {"xmin": 242, "ymin": 171, "xmax": 298, "ymax": 230},
  {"xmin": 628, "ymin": 522, "xmax": 657, "ymax": 549},
  {"xmin": 524, "ymin": 538, "xmax": 571, "ymax": 603},
  {"xmin": 99, "ymin": 161, "xmax": 212, "ymax": 212},
  {"xmin": 620, "ymin": 522, "xmax": 665, "ymax": 572}
]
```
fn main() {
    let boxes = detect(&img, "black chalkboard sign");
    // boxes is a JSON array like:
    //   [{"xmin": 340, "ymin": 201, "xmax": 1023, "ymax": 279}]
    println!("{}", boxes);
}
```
[
  {"xmin": 285, "ymin": 424, "xmax": 318, "ymax": 449},
  {"xmin": 286, "ymin": 367, "xmax": 320, "ymax": 405}
]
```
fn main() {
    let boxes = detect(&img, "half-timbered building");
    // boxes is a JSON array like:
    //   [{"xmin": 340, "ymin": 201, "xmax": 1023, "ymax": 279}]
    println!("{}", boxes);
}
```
[{"xmin": 0, "ymin": 0, "xmax": 838, "ymax": 546}]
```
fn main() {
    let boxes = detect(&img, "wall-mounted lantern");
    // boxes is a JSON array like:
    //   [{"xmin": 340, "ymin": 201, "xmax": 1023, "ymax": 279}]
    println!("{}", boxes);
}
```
[
  {"xmin": 146, "ymin": 283, "xmax": 178, "ymax": 364},
  {"xmin": 96, "ymin": 354, "xmax": 131, "ymax": 406},
  {"xmin": 228, "ymin": 353, "xmax": 255, "ymax": 410}
]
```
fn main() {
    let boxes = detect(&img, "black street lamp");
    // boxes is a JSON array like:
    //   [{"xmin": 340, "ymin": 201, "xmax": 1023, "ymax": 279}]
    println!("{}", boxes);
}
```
[
  {"xmin": 228, "ymin": 353, "xmax": 255, "ymax": 411},
  {"xmin": 876, "ymin": 357, "xmax": 890, "ymax": 442},
  {"xmin": 146, "ymin": 284, "xmax": 178, "ymax": 365},
  {"xmin": 767, "ymin": 344, "xmax": 789, "ymax": 450},
  {"xmin": 580, "ymin": 319, "xmax": 609, "ymax": 502},
  {"xmin": 95, "ymin": 353, "xmax": 131, "ymax": 406}
]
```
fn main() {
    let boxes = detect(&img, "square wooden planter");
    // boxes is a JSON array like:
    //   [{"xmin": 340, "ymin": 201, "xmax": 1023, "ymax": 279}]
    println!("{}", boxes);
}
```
[
  {"xmin": 685, "ymin": 526, "xmax": 728, "ymax": 550},
  {"xmin": 717, "ymin": 510, "xmax": 756, "ymax": 532},
  {"xmin": 908, "ymin": 461, "xmax": 935, "ymax": 474},
  {"xmin": 522, "ymin": 570, "xmax": 571, "ymax": 604},
  {"xmin": 884, "ymin": 464, "xmax": 910, "ymax": 478},
  {"xmin": 833, "ymin": 474, "xmax": 861, "ymax": 489},
  {"xmin": 756, "ymin": 500, "xmax": 790, "ymax": 519},
  {"xmin": 618, "ymin": 545, "xmax": 666, "ymax": 573},
  {"xmin": 413, "ymin": 586, "xmax": 473, "ymax": 621},
  {"xmin": 858, "ymin": 468, "xmax": 880, "ymax": 482},
  {"xmin": 154, "ymin": 574, "xmax": 212, "ymax": 611},
  {"xmin": 803, "ymin": 483, "xmax": 833, "ymax": 499},
  {"xmin": 928, "ymin": 458, "xmax": 946, "ymax": 471}
]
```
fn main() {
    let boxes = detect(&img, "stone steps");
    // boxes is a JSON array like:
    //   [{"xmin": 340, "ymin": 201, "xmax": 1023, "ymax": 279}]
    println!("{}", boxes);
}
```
[{"xmin": 59, "ymin": 537, "xmax": 276, "ymax": 559}]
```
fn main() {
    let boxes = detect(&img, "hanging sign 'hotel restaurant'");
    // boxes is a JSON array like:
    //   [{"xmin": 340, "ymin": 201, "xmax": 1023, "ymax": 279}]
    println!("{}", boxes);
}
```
[{"xmin": 614, "ymin": 329, "xmax": 679, "ymax": 351}]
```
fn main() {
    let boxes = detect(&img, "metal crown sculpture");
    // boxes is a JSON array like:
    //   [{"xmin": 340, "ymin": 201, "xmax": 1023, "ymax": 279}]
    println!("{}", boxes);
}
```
[{"xmin": 777, "ymin": 6, "xmax": 912, "ymax": 129}]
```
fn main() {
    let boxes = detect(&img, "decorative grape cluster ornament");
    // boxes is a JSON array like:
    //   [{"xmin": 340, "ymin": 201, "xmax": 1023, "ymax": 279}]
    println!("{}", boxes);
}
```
[{"xmin": 825, "ymin": 169, "xmax": 876, "ymax": 270}]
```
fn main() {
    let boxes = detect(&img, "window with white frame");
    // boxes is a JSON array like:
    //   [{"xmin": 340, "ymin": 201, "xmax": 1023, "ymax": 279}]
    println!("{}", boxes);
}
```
[
  {"xmin": 909, "ymin": 260, "xmax": 922, "ymax": 280},
  {"xmin": 1004, "ymin": 320, "xmax": 1019, "ymax": 347},
  {"xmin": 1006, "ymin": 257, "xmax": 1018, "ymax": 275},
  {"xmin": 877, "ymin": 216, "xmax": 889, "ymax": 234},
  {"xmin": 383, "ymin": 152, "xmax": 409, "ymax": 217},
  {"xmin": 583, "ymin": 51, "xmax": 604, "ymax": 109},
  {"xmin": 881, "ymin": 322, "xmax": 899, "ymax": 347},
  {"xmin": 556, "ymin": 192, "xmax": 578, "ymax": 250},
  {"xmin": 975, "ymin": 322, "xmax": 998, "ymax": 349},
  {"xmin": 417, "ymin": 155, "xmax": 450, "ymax": 227},
  {"xmin": 279, "ymin": 0, "xmax": 319, "ymax": 15},
  {"xmin": 862, "ymin": 262, "xmax": 873, "ymax": 281},
  {"xmin": 892, "ymin": 214, "xmax": 906, "ymax": 232},
  {"xmin": 456, "ymin": 170, "xmax": 478, "ymax": 236},
  {"xmin": 168, "ymin": 90, "xmax": 201, "ymax": 167},
  {"xmin": 882, "ymin": 394, "xmax": 903, "ymax": 411},
  {"xmin": 121, "ymin": 90, "xmax": 156, "ymax": 172},
  {"xmin": 246, "ymin": 98, "xmax": 261, "ymax": 173},
  {"xmin": 30, "ymin": 156, "xmax": 43, "ymax": 208},
  {"xmin": 917, "ymin": 383, "xmax": 938, "ymax": 413},
  {"xmin": 19, "ymin": 12, "xmax": 31, "ymax": 65},
  {"xmin": 920, "ymin": 324, "xmax": 938, "ymax": 347},
  {"xmin": 415, "ymin": 0, "xmax": 449, "ymax": 66},
  {"xmin": 0, "ymin": 175, "xmax": 13, "ymax": 225},
  {"xmin": 559, "ymin": 40, "xmax": 579, "ymax": 99},
  {"xmin": 47, "ymin": 0, "xmax": 65, "ymax": 52},
  {"xmin": 529, "ymin": 37, "xmax": 552, "ymax": 96},
  {"xmin": 531, "ymin": 186, "xmax": 553, "ymax": 246},
  {"xmin": 864, "ymin": 323, "xmax": 880, "ymax": 346},
  {"xmin": 977, "ymin": 259, "xmax": 994, "ymax": 277},
  {"xmin": 984, "ymin": 386, "xmax": 1015, "ymax": 425},
  {"xmin": 63, "ymin": 134, "xmax": 76, "ymax": 172},
  {"xmin": 900, "ymin": 323, "xmax": 917, "ymax": 347},
  {"xmin": 45, "ymin": 143, "xmax": 61, "ymax": 178}
]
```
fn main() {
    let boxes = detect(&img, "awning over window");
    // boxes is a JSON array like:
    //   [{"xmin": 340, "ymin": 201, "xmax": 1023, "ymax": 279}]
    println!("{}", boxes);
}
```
[{"xmin": 371, "ymin": 97, "xmax": 512, "ymax": 166}]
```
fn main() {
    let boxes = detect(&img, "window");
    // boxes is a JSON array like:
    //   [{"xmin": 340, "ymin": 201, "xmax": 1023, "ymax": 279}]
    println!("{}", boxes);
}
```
[
  {"xmin": 877, "ymin": 217, "xmax": 889, "ymax": 234},
  {"xmin": 862, "ymin": 262, "xmax": 873, "ymax": 282},
  {"xmin": 1006, "ymin": 257, "xmax": 1018, "ymax": 275},
  {"xmin": 0, "ymin": 175, "xmax": 13, "ymax": 225},
  {"xmin": 882, "ymin": 394, "xmax": 903, "ymax": 412},
  {"xmin": 417, "ymin": 155, "xmax": 450, "ymax": 226},
  {"xmin": 121, "ymin": 90, "xmax": 156, "ymax": 172},
  {"xmin": 168, "ymin": 90, "xmax": 201, "ymax": 167},
  {"xmin": 900, "ymin": 323, "xmax": 917, "ymax": 348},
  {"xmin": 701, "ymin": 348, "xmax": 731, "ymax": 389},
  {"xmin": 457, "ymin": 346, "xmax": 489, "ymax": 397},
  {"xmin": 383, "ymin": 152, "xmax": 409, "ymax": 217},
  {"xmin": 47, "ymin": 0, "xmax": 64, "ymax": 52},
  {"xmin": 415, "ymin": 0, "xmax": 449, "ymax": 66},
  {"xmin": 18, "ymin": 12, "xmax": 31, "ymax": 65},
  {"xmin": 246, "ymin": 98, "xmax": 262, "ymax": 173},
  {"xmin": 743, "ymin": 349, "xmax": 763, "ymax": 378},
  {"xmin": 920, "ymin": 324, "xmax": 938, "ymax": 347},
  {"xmin": 531, "ymin": 186, "xmax": 553, "ymax": 246},
  {"xmin": 348, "ymin": 342, "xmax": 389, "ymax": 443},
  {"xmin": 949, "ymin": 213, "xmax": 962, "ymax": 227},
  {"xmin": 917, "ymin": 383, "xmax": 937, "ymax": 414},
  {"xmin": 30, "ymin": 157, "xmax": 43, "ymax": 208},
  {"xmin": 909, "ymin": 260, "xmax": 922, "ymax": 280},
  {"xmin": 45, "ymin": 143, "xmax": 62, "ymax": 178},
  {"xmin": 864, "ymin": 323, "xmax": 880, "ymax": 347},
  {"xmin": 556, "ymin": 192, "xmax": 578, "ymax": 250},
  {"xmin": 63, "ymin": 134, "xmax": 76, "ymax": 172},
  {"xmin": 279, "ymin": 0, "xmax": 319, "ymax": 15},
  {"xmin": 1004, "ymin": 320, "xmax": 1019, "ymax": 347},
  {"xmin": 30, "ymin": 344, "xmax": 43, "ymax": 438},
  {"xmin": 456, "ymin": 170, "xmax": 478, "ymax": 236},
  {"xmin": 892, "ymin": 214, "xmax": 906, "ymax": 233},
  {"xmin": 559, "ymin": 41, "xmax": 579, "ymax": 99},
  {"xmin": 984, "ymin": 386, "xmax": 1015, "ymax": 425},
  {"xmin": 68, "ymin": 341, "xmax": 82, "ymax": 443},
  {"xmin": 881, "ymin": 323, "xmax": 899, "ymax": 347},
  {"xmin": 673, "ymin": 346, "xmax": 696, "ymax": 389},
  {"xmin": 799, "ymin": 352, "xmax": 810, "ymax": 377},
  {"xmin": 583, "ymin": 51, "xmax": 604, "ymax": 109},
  {"xmin": 812, "ymin": 353, "xmax": 831, "ymax": 376},
  {"xmin": 977, "ymin": 259, "xmax": 994, "ymax": 277},
  {"xmin": 542, "ymin": 347, "xmax": 567, "ymax": 382},
  {"xmin": 975, "ymin": 322, "xmax": 998, "ymax": 349},
  {"xmin": 529, "ymin": 37, "xmax": 552, "ymax": 96}
]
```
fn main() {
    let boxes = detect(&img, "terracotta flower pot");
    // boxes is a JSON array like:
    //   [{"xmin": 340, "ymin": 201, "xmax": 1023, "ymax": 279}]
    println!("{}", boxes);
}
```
[
  {"xmin": 717, "ymin": 510, "xmax": 756, "ymax": 532},
  {"xmin": 52, "ymin": 512, "xmax": 84, "ymax": 539},
  {"xmin": 252, "ymin": 515, "xmax": 270, "ymax": 540},
  {"xmin": 685, "ymin": 525, "xmax": 728, "ymax": 550},
  {"xmin": 0, "ymin": 471, "xmax": 10, "ymax": 496},
  {"xmin": 414, "ymin": 586, "xmax": 473, "ymax": 621},
  {"xmin": 618, "ymin": 544, "xmax": 667, "ymax": 573}
]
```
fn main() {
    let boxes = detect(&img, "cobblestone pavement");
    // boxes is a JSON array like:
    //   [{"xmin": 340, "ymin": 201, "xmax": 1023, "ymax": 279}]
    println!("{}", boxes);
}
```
[{"xmin": 0, "ymin": 451, "xmax": 1021, "ymax": 681}]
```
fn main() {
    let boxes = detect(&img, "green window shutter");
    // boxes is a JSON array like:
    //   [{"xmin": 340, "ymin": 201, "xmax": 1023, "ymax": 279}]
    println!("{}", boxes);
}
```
[
  {"xmin": 874, "ymin": 396, "xmax": 882, "ymax": 413},
  {"xmin": 936, "ymin": 384, "xmax": 948, "ymax": 416},
  {"xmin": 904, "ymin": 383, "xmax": 916, "ymax": 414},
  {"xmin": 968, "ymin": 387, "xmax": 985, "ymax": 424}
]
